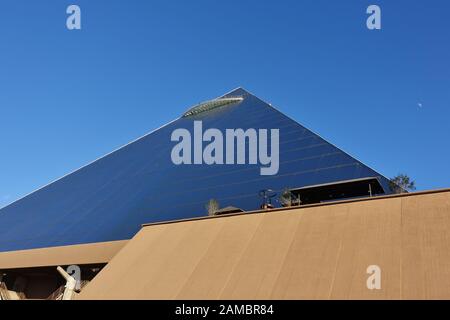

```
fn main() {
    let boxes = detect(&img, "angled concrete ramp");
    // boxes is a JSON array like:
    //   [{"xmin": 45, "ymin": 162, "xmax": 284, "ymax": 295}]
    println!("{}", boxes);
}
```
[{"xmin": 78, "ymin": 190, "xmax": 450, "ymax": 300}]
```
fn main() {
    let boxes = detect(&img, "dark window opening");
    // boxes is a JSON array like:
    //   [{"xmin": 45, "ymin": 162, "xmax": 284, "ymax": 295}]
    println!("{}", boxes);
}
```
[{"xmin": 291, "ymin": 177, "xmax": 385, "ymax": 205}]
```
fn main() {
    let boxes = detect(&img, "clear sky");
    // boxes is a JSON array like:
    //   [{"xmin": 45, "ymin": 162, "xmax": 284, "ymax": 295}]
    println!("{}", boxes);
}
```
[{"xmin": 0, "ymin": 0, "xmax": 449, "ymax": 208}]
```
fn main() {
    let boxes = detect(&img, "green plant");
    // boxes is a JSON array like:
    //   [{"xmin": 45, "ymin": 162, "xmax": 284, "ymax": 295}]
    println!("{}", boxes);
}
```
[
  {"xmin": 279, "ymin": 188, "xmax": 293, "ymax": 207},
  {"xmin": 206, "ymin": 199, "xmax": 220, "ymax": 216},
  {"xmin": 389, "ymin": 174, "xmax": 416, "ymax": 194}
]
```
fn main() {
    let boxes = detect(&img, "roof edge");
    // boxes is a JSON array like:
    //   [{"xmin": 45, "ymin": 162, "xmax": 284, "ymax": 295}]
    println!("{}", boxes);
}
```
[
  {"xmin": 0, "ymin": 240, "xmax": 128, "ymax": 270},
  {"xmin": 142, "ymin": 187, "xmax": 450, "ymax": 228}
]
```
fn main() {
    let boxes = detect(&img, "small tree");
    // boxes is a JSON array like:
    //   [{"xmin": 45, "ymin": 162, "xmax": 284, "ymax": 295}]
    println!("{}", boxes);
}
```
[
  {"xmin": 206, "ymin": 199, "xmax": 220, "ymax": 216},
  {"xmin": 279, "ymin": 188, "xmax": 293, "ymax": 207},
  {"xmin": 389, "ymin": 174, "xmax": 416, "ymax": 194},
  {"xmin": 279, "ymin": 188, "xmax": 301, "ymax": 207}
]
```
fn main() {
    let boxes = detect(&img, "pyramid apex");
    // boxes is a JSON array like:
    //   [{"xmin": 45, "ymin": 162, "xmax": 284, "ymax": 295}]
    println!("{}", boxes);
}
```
[{"xmin": 220, "ymin": 87, "xmax": 252, "ymax": 98}]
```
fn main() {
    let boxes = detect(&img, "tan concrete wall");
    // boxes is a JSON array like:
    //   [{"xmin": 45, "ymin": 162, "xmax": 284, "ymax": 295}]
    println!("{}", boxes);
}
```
[
  {"xmin": 79, "ymin": 190, "xmax": 450, "ymax": 300},
  {"xmin": 0, "ymin": 240, "xmax": 128, "ymax": 269}
]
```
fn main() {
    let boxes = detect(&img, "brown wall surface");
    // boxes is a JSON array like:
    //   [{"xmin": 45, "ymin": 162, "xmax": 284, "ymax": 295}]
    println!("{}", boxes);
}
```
[
  {"xmin": 0, "ymin": 240, "xmax": 128, "ymax": 270},
  {"xmin": 78, "ymin": 190, "xmax": 450, "ymax": 300}
]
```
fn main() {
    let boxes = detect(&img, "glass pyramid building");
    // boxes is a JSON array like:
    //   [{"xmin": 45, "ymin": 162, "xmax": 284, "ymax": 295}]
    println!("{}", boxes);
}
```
[{"xmin": 0, "ymin": 88, "xmax": 392, "ymax": 252}]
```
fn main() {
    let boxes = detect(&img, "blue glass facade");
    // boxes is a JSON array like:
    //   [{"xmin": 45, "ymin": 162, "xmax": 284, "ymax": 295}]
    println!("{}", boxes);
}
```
[{"xmin": 0, "ymin": 88, "xmax": 392, "ymax": 252}]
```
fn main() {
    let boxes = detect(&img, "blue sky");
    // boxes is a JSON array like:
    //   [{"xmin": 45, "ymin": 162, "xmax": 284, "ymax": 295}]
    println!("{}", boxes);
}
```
[{"xmin": 1, "ymin": 0, "xmax": 449, "ymax": 208}]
